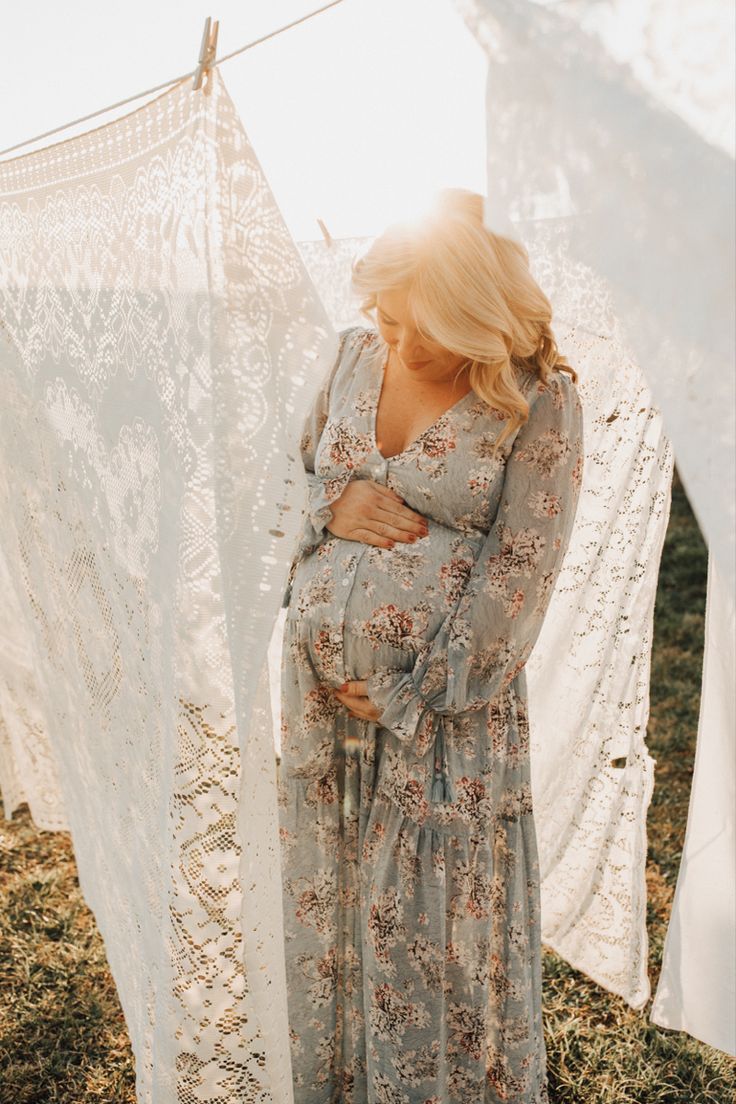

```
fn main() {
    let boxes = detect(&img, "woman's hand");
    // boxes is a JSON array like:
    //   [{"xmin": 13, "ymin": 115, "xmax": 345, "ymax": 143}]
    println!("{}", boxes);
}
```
[
  {"xmin": 326, "ymin": 479, "xmax": 429, "ymax": 549},
  {"xmin": 332, "ymin": 680, "xmax": 380, "ymax": 722}
]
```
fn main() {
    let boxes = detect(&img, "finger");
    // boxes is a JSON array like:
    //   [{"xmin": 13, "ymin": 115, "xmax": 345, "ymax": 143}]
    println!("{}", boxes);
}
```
[
  {"xmin": 353, "ymin": 517, "xmax": 427, "ymax": 545},
  {"xmin": 333, "ymin": 692, "xmax": 380, "ymax": 722},
  {"xmin": 337, "ymin": 681, "xmax": 368, "ymax": 696},
  {"xmin": 371, "ymin": 487, "xmax": 429, "ymax": 530},
  {"xmin": 371, "ymin": 483, "xmax": 406, "ymax": 505},
  {"xmin": 372, "ymin": 504, "xmax": 430, "ymax": 539},
  {"xmin": 350, "ymin": 528, "xmax": 397, "ymax": 550},
  {"xmin": 332, "ymin": 692, "xmax": 366, "ymax": 708},
  {"xmin": 333, "ymin": 684, "xmax": 368, "ymax": 702}
]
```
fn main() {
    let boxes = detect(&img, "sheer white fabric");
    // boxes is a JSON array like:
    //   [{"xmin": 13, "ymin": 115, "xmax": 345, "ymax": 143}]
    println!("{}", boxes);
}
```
[
  {"xmin": 0, "ymin": 69, "xmax": 337, "ymax": 1103},
  {"xmin": 456, "ymin": 0, "xmax": 735, "ymax": 1042},
  {"xmin": 650, "ymin": 553, "xmax": 736, "ymax": 1056},
  {"xmin": 457, "ymin": 0, "xmax": 734, "ymax": 602}
]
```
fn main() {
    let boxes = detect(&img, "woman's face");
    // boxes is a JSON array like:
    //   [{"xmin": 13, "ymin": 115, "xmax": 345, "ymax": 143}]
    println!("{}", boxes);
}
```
[{"xmin": 376, "ymin": 286, "xmax": 468, "ymax": 387}]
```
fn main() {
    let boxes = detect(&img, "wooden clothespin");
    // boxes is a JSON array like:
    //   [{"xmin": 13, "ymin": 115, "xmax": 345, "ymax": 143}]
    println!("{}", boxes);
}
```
[
  {"xmin": 317, "ymin": 218, "xmax": 334, "ymax": 249},
  {"xmin": 192, "ymin": 16, "xmax": 219, "ymax": 93}
]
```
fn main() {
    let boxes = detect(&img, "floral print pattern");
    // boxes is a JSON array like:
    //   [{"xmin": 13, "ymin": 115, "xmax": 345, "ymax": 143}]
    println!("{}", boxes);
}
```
[{"xmin": 278, "ymin": 327, "xmax": 584, "ymax": 1102}]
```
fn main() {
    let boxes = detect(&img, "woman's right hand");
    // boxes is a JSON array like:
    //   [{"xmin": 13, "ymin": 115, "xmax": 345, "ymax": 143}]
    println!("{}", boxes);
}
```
[{"xmin": 326, "ymin": 480, "xmax": 429, "ymax": 548}]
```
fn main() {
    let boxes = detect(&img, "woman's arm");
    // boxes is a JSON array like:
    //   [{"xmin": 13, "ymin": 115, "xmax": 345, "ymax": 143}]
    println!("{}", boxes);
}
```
[{"xmin": 365, "ymin": 371, "xmax": 584, "ymax": 742}]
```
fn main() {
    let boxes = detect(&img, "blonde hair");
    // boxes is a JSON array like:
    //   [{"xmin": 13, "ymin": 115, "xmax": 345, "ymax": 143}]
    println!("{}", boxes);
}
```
[{"xmin": 350, "ymin": 188, "xmax": 578, "ymax": 455}]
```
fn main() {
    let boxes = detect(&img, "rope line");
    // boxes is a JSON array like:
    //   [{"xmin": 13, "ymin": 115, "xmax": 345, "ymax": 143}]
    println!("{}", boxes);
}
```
[{"xmin": 0, "ymin": 0, "xmax": 346, "ymax": 161}]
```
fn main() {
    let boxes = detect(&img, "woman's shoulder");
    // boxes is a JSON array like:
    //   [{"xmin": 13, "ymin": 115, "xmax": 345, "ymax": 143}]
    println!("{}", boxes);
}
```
[
  {"xmin": 318, "ymin": 326, "xmax": 381, "ymax": 403},
  {"xmin": 523, "ymin": 367, "xmax": 583, "ymax": 443},
  {"xmin": 336, "ymin": 324, "xmax": 382, "ymax": 357},
  {"xmin": 329, "ymin": 326, "xmax": 383, "ymax": 391},
  {"xmin": 527, "ymin": 365, "xmax": 580, "ymax": 409}
]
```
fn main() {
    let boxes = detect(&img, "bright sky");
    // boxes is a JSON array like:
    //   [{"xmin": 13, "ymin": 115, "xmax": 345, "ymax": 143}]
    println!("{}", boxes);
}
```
[{"xmin": 0, "ymin": 0, "xmax": 487, "ymax": 241}]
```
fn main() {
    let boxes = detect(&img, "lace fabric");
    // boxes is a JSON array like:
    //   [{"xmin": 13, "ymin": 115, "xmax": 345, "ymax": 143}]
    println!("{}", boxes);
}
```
[
  {"xmin": 0, "ymin": 70, "xmax": 336, "ymax": 1103},
  {"xmin": 455, "ymin": 0, "xmax": 734, "ymax": 1043}
]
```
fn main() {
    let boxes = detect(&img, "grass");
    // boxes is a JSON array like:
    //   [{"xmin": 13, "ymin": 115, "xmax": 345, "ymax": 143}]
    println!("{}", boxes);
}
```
[
  {"xmin": 0, "ymin": 818, "xmax": 135, "ymax": 1102},
  {"xmin": 0, "ymin": 467, "xmax": 734, "ymax": 1103}
]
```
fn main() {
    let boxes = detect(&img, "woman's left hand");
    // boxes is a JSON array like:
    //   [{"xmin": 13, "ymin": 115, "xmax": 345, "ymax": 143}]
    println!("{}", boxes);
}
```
[{"xmin": 332, "ymin": 680, "xmax": 381, "ymax": 722}]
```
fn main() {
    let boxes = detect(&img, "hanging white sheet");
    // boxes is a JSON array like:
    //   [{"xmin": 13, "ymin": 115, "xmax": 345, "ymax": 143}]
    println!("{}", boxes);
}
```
[
  {"xmin": 0, "ymin": 70, "xmax": 337, "ymax": 1104},
  {"xmin": 456, "ymin": 0, "xmax": 735, "ymax": 1045},
  {"xmin": 457, "ymin": 0, "xmax": 734, "ymax": 602},
  {"xmin": 650, "ymin": 553, "xmax": 736, "ymax": 1056}
]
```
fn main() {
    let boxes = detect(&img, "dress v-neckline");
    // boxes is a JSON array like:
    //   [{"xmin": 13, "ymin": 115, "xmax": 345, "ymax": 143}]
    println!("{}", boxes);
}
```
[{"xmin": 370, "ymin": 342, "xmax": 475, "ymax": 462}]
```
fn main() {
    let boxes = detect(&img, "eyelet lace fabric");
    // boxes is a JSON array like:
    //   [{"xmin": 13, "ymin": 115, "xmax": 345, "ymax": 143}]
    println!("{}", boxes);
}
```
[
  {"xmin": 455, "ymin": 0, "xmax": 734, "ymax": 1050},
  {"xmin": 0, "ymin": 69, "xmax": 337, "ymax": 1103}
]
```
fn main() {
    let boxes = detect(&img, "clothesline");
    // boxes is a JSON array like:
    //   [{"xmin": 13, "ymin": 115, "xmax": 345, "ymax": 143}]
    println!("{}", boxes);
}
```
[{"xmin": 0, "ymin": 0, "xmax": 346, "ymax": 161}]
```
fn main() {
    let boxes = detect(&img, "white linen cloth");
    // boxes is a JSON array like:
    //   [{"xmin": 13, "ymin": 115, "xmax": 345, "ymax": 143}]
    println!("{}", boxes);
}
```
[
  {"xmin": 0, "ymin": 69, "xmax": 336, "ymax": 1103},
  {"xmin": 457, "ymin": 0, "xmax": 735, "ymax": 1049},
  {"xmin": 650, "ymin": 553, "xmax": 736, "ymax": 1056}
]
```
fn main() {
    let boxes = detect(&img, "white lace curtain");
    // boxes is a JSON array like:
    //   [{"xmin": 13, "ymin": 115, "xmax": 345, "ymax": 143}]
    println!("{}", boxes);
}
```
[
  {"xmin": 456, "ymin": 0, "xmax": 735, "ymax": 1054},
  {"xmin": 0, "ymin": 71, "xmax": 337, "ymax": 1102}
]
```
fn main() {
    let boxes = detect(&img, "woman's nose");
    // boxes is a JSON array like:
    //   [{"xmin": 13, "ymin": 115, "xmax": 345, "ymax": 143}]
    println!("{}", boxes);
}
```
[{"xmin": 397, "ymin": 336, "xmax": 426, "ymax": 362}]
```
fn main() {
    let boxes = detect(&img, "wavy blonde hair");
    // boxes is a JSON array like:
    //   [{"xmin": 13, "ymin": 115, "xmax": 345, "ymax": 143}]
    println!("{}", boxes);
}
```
[{"xmin": 350, "ymin": 188, "xmax": 578, "ymax": 455}]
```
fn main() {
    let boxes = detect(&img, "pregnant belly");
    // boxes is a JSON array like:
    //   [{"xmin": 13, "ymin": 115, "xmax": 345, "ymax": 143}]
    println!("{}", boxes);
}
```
[{"xmin": 286, "ymin": 523, "xmax": 483, "ymax": 684}]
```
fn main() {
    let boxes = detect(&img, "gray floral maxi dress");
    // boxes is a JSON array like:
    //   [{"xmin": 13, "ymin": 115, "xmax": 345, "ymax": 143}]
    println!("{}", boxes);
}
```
[{"xmin": 277, "ymin": 326, "xmax": 584, "ymax": 1104}]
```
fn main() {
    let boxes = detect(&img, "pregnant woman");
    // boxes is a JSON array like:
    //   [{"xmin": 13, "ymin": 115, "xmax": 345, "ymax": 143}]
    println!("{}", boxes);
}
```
[{"xmin": 277, "ymin": 189, "xmax": 584, "ymax": 1103}]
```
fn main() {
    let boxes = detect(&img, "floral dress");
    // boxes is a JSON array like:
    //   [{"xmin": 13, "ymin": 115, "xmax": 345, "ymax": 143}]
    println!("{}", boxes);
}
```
[{"xmin": 277, "ymin": 326, "xmax": 584, "ymax": 1104}]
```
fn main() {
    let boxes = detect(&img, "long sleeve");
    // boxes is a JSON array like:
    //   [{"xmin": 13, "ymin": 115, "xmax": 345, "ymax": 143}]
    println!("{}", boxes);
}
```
[
  {"xmin": 281, "ymin": 327, "xmax": 355, "ymax": 607},
  {"xmin": 365, "ymin": 370, "xmax": 584, "ymax": 742}
]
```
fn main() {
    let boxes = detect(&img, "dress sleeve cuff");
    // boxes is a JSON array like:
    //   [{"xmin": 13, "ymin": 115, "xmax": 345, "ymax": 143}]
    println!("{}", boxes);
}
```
[
  {"xmin": 303, "ymin": 471, "xmax": 353, "ymax": 549},
  {"xmin": 282, "ymin": 473, "xmax": 353, "ymax": 607},
  {"xmin": 365, "ymin": 668, "xmax": 429, "ymax": 744},
  {"xmin": 306, "ymin": 473, "xmax": 337, "ymax": 539}
]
